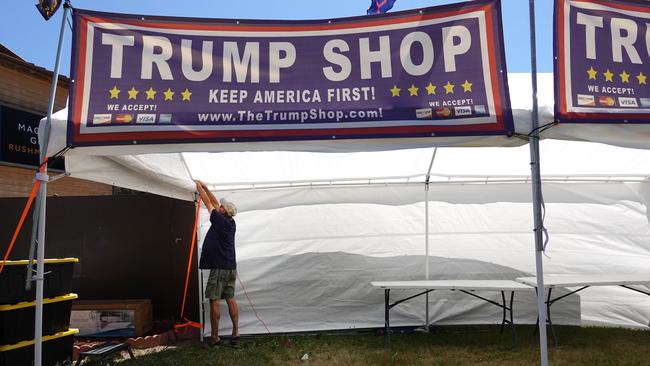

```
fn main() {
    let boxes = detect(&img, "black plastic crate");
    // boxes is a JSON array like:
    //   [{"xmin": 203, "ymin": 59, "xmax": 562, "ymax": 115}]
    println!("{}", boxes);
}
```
[
  {"xmin": 0, "ymin": 328, "xmax": 78, "ymax": 366},
  {"xmin": 0, "ymin": 258, "xmax": 78, "ymax": 304},
  {"xmin": 0, "ymin": 294, "xmax": 77, "ymax": 345}
]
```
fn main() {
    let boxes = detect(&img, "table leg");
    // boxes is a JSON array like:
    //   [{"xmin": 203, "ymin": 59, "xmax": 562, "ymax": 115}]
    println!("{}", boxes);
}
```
[
  {"xmin": 500, "ymin": 291, "xmax": 507, "ymax": 335},
  {"xmin": 546, "ymin": 288, "xmax": 558, "ymax": 346},
  {"xmin": 384, "ymin": 288, "xmax": 390, "ymax": 344},
  {"xmin": 508, "ymin": 291, "xmax": 517, "ymax": 342}
]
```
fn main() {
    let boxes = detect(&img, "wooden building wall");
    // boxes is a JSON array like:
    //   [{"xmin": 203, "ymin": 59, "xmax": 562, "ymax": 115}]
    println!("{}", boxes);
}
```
[
  {"xmin": 0, "ymin": 45, "xmax": 112, "ymax": 197},
  {"xmin": 0, "ymin": 165, "xmax": 113, "ymax": 198}
]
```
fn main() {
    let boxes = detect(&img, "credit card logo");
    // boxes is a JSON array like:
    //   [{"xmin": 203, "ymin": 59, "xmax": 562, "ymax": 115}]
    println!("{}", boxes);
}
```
[
  {"xmin": 115, "ymin": 114, "xmax": 134, "ymax": 123},
  {"xmin": 159, "ymin": 114, "xmax": 172, "ymax": 123},
  {"xmin": 92, "ymin": 114, "xmax": 111, "ymax": 125},
  {"xmin": 640, "ymin": 98, "xmax": 650, "ymax": 107},
  {"xmin": 618, "ymin": 97, "xmax": 638, "ymax": 108},
  {"xmin": 136, "ymin": 114, "xmax": 156, "ymax": 124},
  {"xmin": 474, "ymin": 105, "xmax": 487, "ymax": 114},
  {"xmin": 415, "ymin": 108, "xmax": 432, "ymax": 119},
  {"xmin": 598, "ymin": 96, "xmax": 615, "ymax": 107},
  {"xmin": 435, "ymin": 107, "xmax": 451, "ymax": 117},
  {"xmin": 577, "ymin": 94, "xmax": 595, "ymax": 106},
  {"xmin": 454, "ymin": 106, "xmax": 472, "ymax": 116}
]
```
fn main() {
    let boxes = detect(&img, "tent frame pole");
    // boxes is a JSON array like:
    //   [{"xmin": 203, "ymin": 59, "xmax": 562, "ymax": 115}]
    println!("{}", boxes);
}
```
[
  {"xmin": 527, "ymin": 1, "xmax": 549, "ymax": 365},
  {"xmin": 34, "ymin": 4, "xmax": 70, "ymax": 366},
  {"xmin": 181, "ymin": 155, "xmax": 205, "ymax": 343},
  {"xmin": 195, "ymin": 198, "xmax": 205, "ymax": 343},
  {"xmin": 423, "ymin": 148, "xmax": 437, "ymax": 331}
]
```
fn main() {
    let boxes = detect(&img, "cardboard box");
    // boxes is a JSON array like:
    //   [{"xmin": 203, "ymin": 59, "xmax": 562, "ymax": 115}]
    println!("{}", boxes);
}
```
[{"xmin": 71, "ymin": 300, "xmax": 152, "ymax": 337}]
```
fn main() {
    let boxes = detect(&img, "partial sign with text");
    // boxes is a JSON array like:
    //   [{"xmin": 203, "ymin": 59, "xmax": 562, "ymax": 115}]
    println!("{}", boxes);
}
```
[{"xmin": 555, "ymin": 0, "xmax": 650, "ymax": 123}]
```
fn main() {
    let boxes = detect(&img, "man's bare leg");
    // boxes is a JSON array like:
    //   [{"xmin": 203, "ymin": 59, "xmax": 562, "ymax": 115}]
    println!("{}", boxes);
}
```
[
  {"xmin": 226, "ymin": 298, "xmax": 239, "ymax": 338},
  {"xmin": 210, "ymin": 299, "xmax": 221, "ymax": 343}
]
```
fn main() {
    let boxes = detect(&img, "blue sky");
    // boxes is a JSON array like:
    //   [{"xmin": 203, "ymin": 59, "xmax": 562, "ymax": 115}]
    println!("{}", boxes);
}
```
[{"xmin": 0, "ymin": 0, "xmax": 554, "ymax": 76}]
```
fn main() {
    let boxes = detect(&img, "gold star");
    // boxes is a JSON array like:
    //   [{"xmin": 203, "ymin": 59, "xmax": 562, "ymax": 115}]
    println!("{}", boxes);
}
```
[
  {"xmin": 181, "ymin": 88, "xmax": 192, "ymax": 101},
  {"xmin": 461, "ymin": 80, "xmax": 473, "ymax": 92},
  {"xmin": 145, "ymin": 87, "xmax": 157, "ymax": 100},
  {"xmin": 637, "ymin": 72, "xmax": 647, "ymax": 85},
  {"xmin": 603, "ymin": 69, "xmax": 614, "ymax": 82},
  {"xmin": 586, "ymin": 66, "xmax": 598, "ymax": 80},
  {"xmin": 425, "ymin": 82, "xmax": 436, "ymax": 95},
  {"xmin": 443, "ymin": 81, "xmax": 455, "ymax": 94},
  {"xmin": 390, "ymin": 85, "xmax": 401, "ymax": 97},
  {"xmin": 109, "ymin": 86, "xmax": 120, "ymax": 99},
  {"xmin": 408, "ymin": 84, "xmax": 418, "ymax": 96},
  {"xmin": 127, "ymin": 87, "xmax": 139, "ymax": 100},
  {"xmin": 619, "ymin": 70, "xmax": 630, "ymax": 83},
  {"xmin": 163, "ymin": 88, "xmax": 174, "ymax": 101}
]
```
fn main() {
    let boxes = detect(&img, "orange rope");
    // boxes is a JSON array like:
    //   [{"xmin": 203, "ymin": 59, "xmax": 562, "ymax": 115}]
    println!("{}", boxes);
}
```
[
  {"xmin": 0, "ymin": 162, "xmax": 47, "ymax": 274},
  {"xmin": 173, "ymin": 317, "xmax": 202, "ymax": 332},
  {"xmin": 179, "ymin": 199, "xmax": 201, "ymax": 320}
]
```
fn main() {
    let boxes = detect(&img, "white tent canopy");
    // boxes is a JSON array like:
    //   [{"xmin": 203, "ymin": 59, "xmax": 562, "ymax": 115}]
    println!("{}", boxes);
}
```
[{"xmin": 40, "ymin": 73, "xmax": 650, "ymax": 334}]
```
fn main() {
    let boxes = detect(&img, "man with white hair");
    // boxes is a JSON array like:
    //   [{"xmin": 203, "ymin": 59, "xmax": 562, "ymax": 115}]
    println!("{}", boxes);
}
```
[{"xmin": 195, "ymin": 180, "xmax": 239, "ymax": 347}]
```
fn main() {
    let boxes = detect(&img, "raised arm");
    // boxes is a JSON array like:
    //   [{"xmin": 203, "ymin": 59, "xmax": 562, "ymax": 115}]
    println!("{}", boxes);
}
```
[
  {"xmin": 200, "ymin": 181, "xmax": 220, "ymax": 209},
  {"xmin": 195, "ymin": 180, "xmax": 218, "ymax": 212}
]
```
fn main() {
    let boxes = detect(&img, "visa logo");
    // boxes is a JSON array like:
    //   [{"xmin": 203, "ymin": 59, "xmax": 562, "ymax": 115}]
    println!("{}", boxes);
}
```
[
  {"xmin": 454, "ymin": 106, "xmax": 472, "ymax": 116},
  {"xmin": 136, "ymin": 114, "xmax": 156, "ymax": 124},
  {"xmin": 618, "ymin": 97, "xmax": 638, "ymax": 108}
]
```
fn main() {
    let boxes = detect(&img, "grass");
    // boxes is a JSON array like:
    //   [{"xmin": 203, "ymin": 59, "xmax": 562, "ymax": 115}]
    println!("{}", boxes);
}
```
[{"xmin": 113, "ymin": 325, "xmax": 649, "ymax": 366}]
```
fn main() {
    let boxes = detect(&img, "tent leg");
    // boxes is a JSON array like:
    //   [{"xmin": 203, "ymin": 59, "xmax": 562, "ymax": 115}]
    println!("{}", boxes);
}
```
[
  {"xmin": 34, "ymin": 177, "xmax": 48, "ymax": 366},
  {"xmin": 424, "ymin": 184, "xmax": 430, "ymax": 331},
  {"xmin": 34, "ymin": 4, "xmax": 70, "ymax": 366},
  {"xmin": 527, "ymin": 1, "xmax": 549, "ymax": 365},
  {"xmin": 423, "ymin": 148, "xmax": 436, "ymax": 332},
  {"xmin": 195, "ymin": 206, "xmax": 204, "ymax": 343}
]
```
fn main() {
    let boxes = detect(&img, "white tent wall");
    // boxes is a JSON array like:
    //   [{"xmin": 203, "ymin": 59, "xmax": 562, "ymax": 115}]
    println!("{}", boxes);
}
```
[
  {"xmin": 198, "ymin": 180, "xmax": 650, "ymax": 336},
  {"xmin": 38, "ymin": 73, "xmax": 650, "ymax": 336}
]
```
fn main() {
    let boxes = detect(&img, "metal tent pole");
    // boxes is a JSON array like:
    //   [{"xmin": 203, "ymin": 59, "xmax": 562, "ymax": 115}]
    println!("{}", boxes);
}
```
[
  {"xmin": 424, "ymin": 148, "xmax": 437, "ymax": 331},
  {"xmin": 180, "ymin": 154, "xmax": 205, "ymax": 342},
  {"xmin": 34, "ymin": 4, "xmax": 70, "ymax": 366},
  {"xmin": 527, "ymin": 1, "xmax": 549, "ymax": 365},
  {"xmin": 196, "ymin": 203, "xmax": 205, "ymax": 342}
]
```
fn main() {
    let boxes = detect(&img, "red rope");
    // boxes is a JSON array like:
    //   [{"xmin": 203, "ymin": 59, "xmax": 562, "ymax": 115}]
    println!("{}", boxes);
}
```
[
  {"xmin": 173, "ymin": 317, "xmax": 202, "ymax": 332},
  {"xmin": 0, "ymin": 162, "xmax": 46, "ymax": 274},
  {"xmin": 237, "ymin": 273, "xmax": 272, "ymax": 334},
  {"xmin": 179, "ymin": 199, "xmax": 201, "ymax": 319}
]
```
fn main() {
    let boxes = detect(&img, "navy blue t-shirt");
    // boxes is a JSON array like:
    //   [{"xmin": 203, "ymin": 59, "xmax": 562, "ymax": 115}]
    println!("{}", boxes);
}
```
[{"xmin": 199, "ymin": 209, "xmax": 237, "ymax": 270}]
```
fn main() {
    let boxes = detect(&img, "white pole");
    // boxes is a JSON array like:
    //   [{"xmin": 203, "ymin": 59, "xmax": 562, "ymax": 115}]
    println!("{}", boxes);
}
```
[
  {"xmin": 424, "ymin": 148, "xmax": 437, "ymax": 331},
  {"xmin": 527, "ymin": 1, "xmax": 549, "ymax": 365},
  {"xmin": 180, "ymin": 155, "xmax": 204, "ymax": 342},
  {"xmin": 424, "ymin": 185, "xmax": 429, "ymax": 330},
  {"xmin": 34, "ymin": 4, "xmax": 69, "ymax": 365},
  {"xmin": 195, "ymin": 202, "xmax": 205, "ymax": 342}
]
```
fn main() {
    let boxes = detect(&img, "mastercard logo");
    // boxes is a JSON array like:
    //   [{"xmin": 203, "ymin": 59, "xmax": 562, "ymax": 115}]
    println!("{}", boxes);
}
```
[
  {"xmin": 435, "ymin": 107, "xmax": 451, "ymax": 117},
  {"xmin": 115, "ymin": 114, "xmax": 134, "ymax": 123},
  {"xmin": 598, "ymin": 96, "xmax": 615, "ymax": 107}
]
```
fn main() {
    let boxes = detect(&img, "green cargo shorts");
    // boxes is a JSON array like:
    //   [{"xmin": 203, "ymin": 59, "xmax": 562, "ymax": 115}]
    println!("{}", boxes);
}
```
[{"xmin": 205, "ymin": 269, "xmax": 237, "ymax": 300}]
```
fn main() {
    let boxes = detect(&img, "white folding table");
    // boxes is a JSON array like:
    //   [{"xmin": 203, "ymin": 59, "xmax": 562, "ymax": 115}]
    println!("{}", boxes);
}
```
[
  {"xmin": 371, "ymin": 280, "xmax": 535, "ymax": 343},
  {"xmin": 516, "ymin": 274, "xmax": 650, "ymax": 344}
]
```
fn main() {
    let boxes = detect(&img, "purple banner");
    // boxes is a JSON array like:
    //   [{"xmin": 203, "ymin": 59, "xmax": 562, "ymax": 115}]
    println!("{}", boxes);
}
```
[
  {"xmin": 68, "ymin": 0, "xmax": 512, "ymax": 147},
  {"xmin": 555, "ymin": 0, "xmax": 650, "ymax": 123}
]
